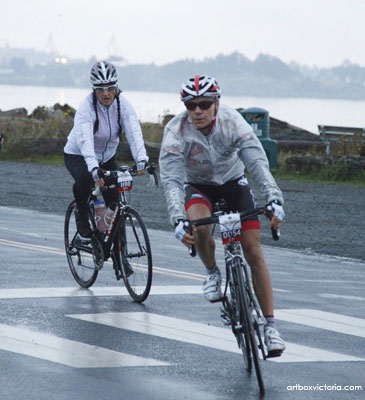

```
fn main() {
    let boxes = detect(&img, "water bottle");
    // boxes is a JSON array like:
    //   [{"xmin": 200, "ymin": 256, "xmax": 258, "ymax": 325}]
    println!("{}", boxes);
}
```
[
  {"xmin": 94, "ymin": 199, "xmax": 107, "ymax": 232},
  {"xmin": 103, "ymin": 202, "xmax": 117, "ymax": 232}
]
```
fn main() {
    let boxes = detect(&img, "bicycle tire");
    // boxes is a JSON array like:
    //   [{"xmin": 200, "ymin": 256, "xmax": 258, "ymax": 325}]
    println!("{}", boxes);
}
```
[
  {"xmin": 64, "ymin": 200, "xmax": 99, "ymax": 288},
  {"xmin": 236, "ymin": 262, "xmax": 265, "ymax": 395},
  {"xmin": 119, "ymin": 207, "xmax": 152, "ymax": 302},
  {"xmin": 242, "ymin": 262, "xmax": 267, "ymax": 361},
  {"xmin": 231, "ymin": 259, "xmax": 252, "ymax": 373}
]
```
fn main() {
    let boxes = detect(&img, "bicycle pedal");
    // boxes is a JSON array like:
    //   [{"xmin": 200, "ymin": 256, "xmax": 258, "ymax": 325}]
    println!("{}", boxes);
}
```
[
  {"xmin": 266, "ymin": 349, "xmax": 284, "ymax": 358},
  {"xmin": 210, "ymin": 297, "xmax": 224, "ymax": 303},
  {"xmin": 75, "ymin": 237, "xmax": 91, "ymax": 245},
  {"xmin": 220, "ymin": 308, "xmax": 232, "ymax": 326}
]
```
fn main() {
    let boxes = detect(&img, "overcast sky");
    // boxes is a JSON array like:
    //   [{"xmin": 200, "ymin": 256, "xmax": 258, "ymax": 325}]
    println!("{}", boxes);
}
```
[{"xmin": 1, "ymin": 0, "xmax": 364, "ymax": 67}]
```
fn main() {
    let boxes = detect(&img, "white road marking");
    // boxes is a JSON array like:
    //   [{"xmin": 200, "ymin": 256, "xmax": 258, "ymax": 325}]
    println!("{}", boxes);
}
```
[
  {"xmin": 0, "ymin": 238, "xmax": 64, "ymax": 256},
  {"xmin": 0, "ymin": 283, "xmax": 288, "ymax": 299},
  {"xmin": 0, "ymin": 236, "xmax": 291, "ymax": 292},
  {"xmin": 320, "ymin": 293, "xmax": 365, "ymax": 301},
  {"xmin": 0, "ymin": 286, "xmax": 204, "ymax": 299},
  {"xmin": 67, "ymin": 312, "xmax": 365, "ymax": 363},
  {"xmin": 0, "ymin": 323, "xmax": 170, "ymax": 368},
  {"xmin": 275, "ymin": 309, "xmax": 365, "ymax": 338}
]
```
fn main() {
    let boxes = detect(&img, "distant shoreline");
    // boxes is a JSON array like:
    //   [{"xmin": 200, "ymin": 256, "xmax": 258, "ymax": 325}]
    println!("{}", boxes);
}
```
[
  {"xmin": 0, "ymin": 81, "xmax": 364, "ymax": 102},
  {"xmin": 1, "ymin": 85, "xmax": 364, "ymax": 135}
]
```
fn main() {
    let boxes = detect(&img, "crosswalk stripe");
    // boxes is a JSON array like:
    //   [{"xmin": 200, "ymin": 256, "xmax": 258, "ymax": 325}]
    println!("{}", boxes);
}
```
[
  {"xmin": 0, "ymin": 286, "xmax": 203, "ymax": 299},
  {"xmin": 275, "ymin": 309, "xmax": 365, "ymax": 338},
  {"xmin": 0, "ymin": 323, "xmax": 170, "ymax": 368},
  {"xmin": 0, "ymin": 284, "xmax": 288, "ymax": 299},
  {"xmin": 67, "ymin": 312, "xmax": 365, "ymax": 363}
]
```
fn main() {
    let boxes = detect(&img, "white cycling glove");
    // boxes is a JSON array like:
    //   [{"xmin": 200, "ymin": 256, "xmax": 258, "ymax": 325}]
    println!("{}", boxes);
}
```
[
  {"xmin": 271, "ymin": 201, "xmax": 285, "ymax": 221},
  {"xmin": 91, "ymin": 167, "xmax": 104, "ymax": 182},
  {"xmin": 174, "ymin": 219, "xmax": 186, "ymax": 241},
  {"xmin": 136, "ymin": 160, "xmax": 147, "ymax": 171}
]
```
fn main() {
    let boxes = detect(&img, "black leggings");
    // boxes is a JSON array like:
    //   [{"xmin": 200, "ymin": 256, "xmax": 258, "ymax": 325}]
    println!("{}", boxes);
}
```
[{"xmin": 64, "ymin": 153, "xmax": 119, "ymax": 211}]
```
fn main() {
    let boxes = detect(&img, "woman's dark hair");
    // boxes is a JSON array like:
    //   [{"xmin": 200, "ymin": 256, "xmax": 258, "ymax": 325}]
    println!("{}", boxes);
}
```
[{"xmin": 92, "ymin": 90, "xmax": 123, "ymax": 138}]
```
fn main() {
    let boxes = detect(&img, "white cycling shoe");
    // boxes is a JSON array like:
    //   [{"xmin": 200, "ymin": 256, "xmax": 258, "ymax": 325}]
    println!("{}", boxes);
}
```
[
  {"xmin": 203, "ymin": 272, "xmax": 223, "ymax": 302},
  {"xmin": 264, "ymin": 327, "xmax": 286, "ymax": 358}
]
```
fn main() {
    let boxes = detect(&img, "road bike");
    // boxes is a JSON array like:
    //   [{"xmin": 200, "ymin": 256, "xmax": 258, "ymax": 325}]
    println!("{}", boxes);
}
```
[
  {"xmin": 186, "ymin": 203, "xmax": 279, "ymax": 395},
  {"xmin": 64, "ymin": 164, "xmax": 158, "ymax": 303}
]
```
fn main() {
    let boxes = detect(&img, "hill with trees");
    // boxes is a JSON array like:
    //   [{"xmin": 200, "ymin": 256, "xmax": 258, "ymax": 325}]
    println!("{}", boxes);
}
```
[{"xmin": 1, "ymin": 46, "xmax": 365, "ymax": 100}]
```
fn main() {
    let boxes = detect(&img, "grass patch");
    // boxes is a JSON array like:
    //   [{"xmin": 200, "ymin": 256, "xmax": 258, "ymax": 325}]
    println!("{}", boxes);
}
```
[
  {"xmin": 272, "ymin": 168, "xmax": 365, "ymax": 187},
  {"xmin": 0, "ymin": 152, "xmax": 65, "ymax": 165},
  {"xmin": 273, "ymin": 152, "xmax": 365, "ymax": 186}
]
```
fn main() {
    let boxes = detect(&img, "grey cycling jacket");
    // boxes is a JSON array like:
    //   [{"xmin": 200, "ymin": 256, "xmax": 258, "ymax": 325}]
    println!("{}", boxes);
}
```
[
  {"xmin": 159, "ymin": 103, "xmax": 283, "ymax": 225},
  {"xmin": 64, "ymin": 92, "xmax": 148, "ymax": 172}
]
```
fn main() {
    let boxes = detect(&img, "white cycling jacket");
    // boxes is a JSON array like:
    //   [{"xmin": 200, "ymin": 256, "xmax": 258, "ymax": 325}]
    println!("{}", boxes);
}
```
[
  {"xmin": 64, "ymin": 92, "xmax": 148, "ymax": 172},
  {"xmin": 159, "ymin": 103, "xmax": 284, "ymax": 225}
]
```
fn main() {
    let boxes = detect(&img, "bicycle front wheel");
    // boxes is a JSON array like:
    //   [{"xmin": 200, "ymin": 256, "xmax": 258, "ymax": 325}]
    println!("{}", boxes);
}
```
[
  {"xmin": 119, "ymin": 207, "xmax": 152, "ymax": 302},
  {"xmin": 64, "ymin": 201, "xmax": 99, "ymax": 288},
  {"xmin": 231, "ymin": 259, "xmax": 252, "ymax": 373},
  {"xmin": 236, "ymin": 262, "xmax": 265, "ymax": 395}
]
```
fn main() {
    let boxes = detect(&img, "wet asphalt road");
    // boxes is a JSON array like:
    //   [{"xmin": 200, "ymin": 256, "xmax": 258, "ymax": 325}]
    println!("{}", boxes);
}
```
[{"xmin": 0, "ymin": 206, "xmax": 364, "ymax": 400}]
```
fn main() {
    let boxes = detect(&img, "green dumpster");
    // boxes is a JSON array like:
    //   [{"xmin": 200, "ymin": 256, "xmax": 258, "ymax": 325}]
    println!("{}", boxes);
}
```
[{"xmin": 238, "ymin": 107, "xmax": 278, "ymax": 169}]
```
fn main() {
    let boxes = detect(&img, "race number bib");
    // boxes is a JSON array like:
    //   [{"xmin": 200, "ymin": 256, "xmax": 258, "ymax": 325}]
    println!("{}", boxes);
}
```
[
  {"xmin": 117, "ymin": 171, "xmax": 133, "ymax": 192},
  {"xmin": 218, "ymin": 213, "xmax": 242, "ymax": 244}
]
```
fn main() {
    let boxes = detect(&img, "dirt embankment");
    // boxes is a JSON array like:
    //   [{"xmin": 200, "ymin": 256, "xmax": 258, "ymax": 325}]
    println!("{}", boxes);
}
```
[{"xmin": 0, "ymin": 161, "xmax": 364, "ymax": 261}]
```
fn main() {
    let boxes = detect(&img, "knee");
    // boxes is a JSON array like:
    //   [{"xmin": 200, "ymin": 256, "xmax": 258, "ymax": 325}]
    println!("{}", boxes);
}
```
[
  {"xmin": 243, "ymin": 241, "xmax": 264, "ymax": 264},
  {"xmin": 194, "ymin": 225, "xmax": 211, "ymax": 241}
]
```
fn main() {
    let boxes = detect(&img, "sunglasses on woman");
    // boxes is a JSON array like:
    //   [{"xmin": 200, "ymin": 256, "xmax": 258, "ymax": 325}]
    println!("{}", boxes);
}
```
[
  {"xmin": 94, "ymin": 85, "xmax": 118, "ymax": 93},
  {"xmin": 185, "ymin": 100, "xmax": 215, "ymax": 111}
]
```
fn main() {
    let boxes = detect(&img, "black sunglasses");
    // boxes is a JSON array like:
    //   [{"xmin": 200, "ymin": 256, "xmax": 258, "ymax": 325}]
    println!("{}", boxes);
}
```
[{"xmin": 185, "ymin": 100, "xmax": 215, "ymax": 111}]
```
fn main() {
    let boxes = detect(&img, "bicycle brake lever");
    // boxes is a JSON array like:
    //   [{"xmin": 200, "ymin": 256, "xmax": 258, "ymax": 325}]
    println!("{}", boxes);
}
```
[
  {"xmin": 271, "ymin": 227, "xmax": 280, "ymax": 241},
  {"xmin": 189, "ymin": 245, "xmax": 196, "ymax": 257},
  {"xmin": 92, "ymin": 186, "xmax": 101, "ymax": 196},
  {"xmin": 146, "ymin": 163, "xmax": 159, "ymax": 187}
]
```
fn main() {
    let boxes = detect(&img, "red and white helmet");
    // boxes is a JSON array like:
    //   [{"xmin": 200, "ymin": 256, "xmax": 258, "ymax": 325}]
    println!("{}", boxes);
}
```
[
  {"xmin": 89, "ymin": 61, "xmax": 119, "ymax": 87},
  {"xmin": 180, "ymin": 75, "xmax": 221, "ymax": 102}
]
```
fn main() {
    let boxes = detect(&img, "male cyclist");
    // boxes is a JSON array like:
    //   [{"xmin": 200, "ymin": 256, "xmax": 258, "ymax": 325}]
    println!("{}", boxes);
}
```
[
  {"xmin": 159, "ymin": 75, "xmax": 285, "ymax": 357},
  {"xmin": 64, "ymin": 61, "xmax": 148, "ymax": 238}
]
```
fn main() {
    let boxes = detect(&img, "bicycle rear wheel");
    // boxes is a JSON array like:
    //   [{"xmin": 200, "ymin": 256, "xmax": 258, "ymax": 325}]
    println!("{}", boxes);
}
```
[
  {"xmin": 236, "ymin": 262, "xmax": 265, "ymax": 395},
  {"xmin": 119, "ymin": 207, "xmax": 152, "ymax": 302},
  {"xmin": 64, "ymin": 201, "xmax": 100, "ymax": 288}
]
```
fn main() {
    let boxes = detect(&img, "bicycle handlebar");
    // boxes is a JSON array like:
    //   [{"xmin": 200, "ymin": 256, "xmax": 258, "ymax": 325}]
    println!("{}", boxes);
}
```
[
  {"xmin": 92, "ymin": 163, "xmax": 158, "ymax": 196},
  {"xmin": 187, "ymin": 203, "xmax": 280, "ymax": 242}
]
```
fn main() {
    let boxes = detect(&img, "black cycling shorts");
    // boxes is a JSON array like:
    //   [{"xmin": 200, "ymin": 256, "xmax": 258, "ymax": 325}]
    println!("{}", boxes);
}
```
[{"xmin": 184, "ymin": 176, "xmax": 260, "ymax": 231}]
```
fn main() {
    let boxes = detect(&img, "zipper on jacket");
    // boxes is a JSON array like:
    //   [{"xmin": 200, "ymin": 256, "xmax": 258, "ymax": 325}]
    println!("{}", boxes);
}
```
[{"xmin": 101, "ymin": 106, "xmax": 113, "ymax": 164}]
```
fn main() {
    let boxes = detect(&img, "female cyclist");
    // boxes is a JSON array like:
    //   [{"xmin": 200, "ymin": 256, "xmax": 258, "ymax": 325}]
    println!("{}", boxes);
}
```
[{"xmin": 64, "ymin": 61, "xmax": 148, "ymax": 238}]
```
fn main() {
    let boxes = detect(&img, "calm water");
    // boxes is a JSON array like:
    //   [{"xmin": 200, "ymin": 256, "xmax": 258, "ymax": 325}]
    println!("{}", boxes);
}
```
[{"xmin": 1, "ymin": 84, "xmax": 365, "ymax": 134}]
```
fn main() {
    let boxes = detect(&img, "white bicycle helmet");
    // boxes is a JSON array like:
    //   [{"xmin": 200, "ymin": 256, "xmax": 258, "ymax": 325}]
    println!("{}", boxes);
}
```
[
  {"xmin": 89, "ymin": 61, "xmax": 119, "ymax": 87},
  {"xmin": 180, "ymin": 75, "xmax": 221, "ymax": 102}
]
